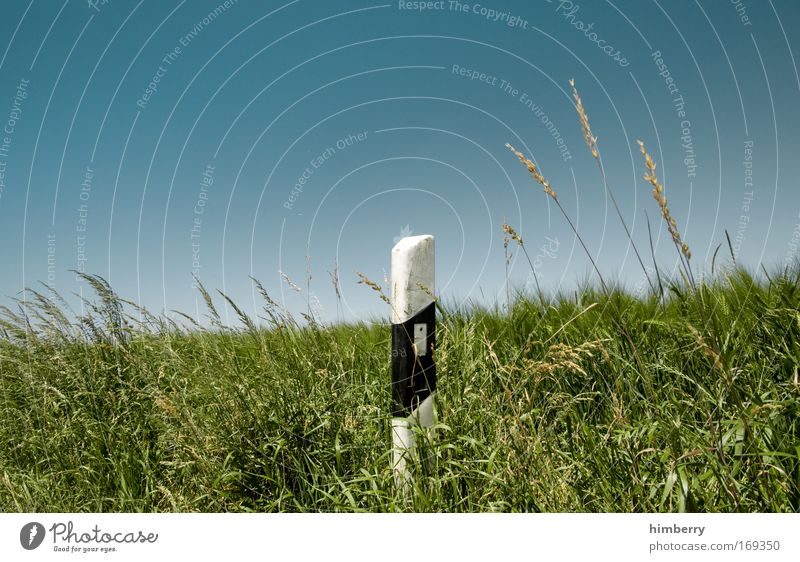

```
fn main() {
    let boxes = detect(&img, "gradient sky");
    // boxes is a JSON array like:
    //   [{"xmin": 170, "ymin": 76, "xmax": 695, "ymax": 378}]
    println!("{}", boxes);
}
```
[{"xmin": 1, "ymin": 0, "xmax": 799, "ymax": 324}]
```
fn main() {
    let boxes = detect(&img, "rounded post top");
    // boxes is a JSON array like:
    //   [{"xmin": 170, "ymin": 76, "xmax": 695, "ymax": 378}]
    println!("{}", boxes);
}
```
[
  {"xmin": 391, "ymin": 234, "xmax": 434, "ymax": 254},
  {"xmin": 391, "ymin": 235, "xmax": 434, "ymax": 323}
]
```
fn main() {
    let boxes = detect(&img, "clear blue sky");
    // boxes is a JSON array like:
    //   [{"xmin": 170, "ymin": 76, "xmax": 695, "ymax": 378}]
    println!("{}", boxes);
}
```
[{"xmin": 1, "ymin": 0, "xmax": 798, "ymax": 323}]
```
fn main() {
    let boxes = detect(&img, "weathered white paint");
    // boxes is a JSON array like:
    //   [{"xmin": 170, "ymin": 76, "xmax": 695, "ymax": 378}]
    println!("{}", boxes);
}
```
[
  {"xmin": 391, "ymin": 235, "xmax": 436, "ymax": 488},
  {"xmin": 391, "ymin": 394, "xmax": 435, "ymax": 487},
  {"xmin": 391, "ymin": 235, "xmax": 434, "ymax": 324}
]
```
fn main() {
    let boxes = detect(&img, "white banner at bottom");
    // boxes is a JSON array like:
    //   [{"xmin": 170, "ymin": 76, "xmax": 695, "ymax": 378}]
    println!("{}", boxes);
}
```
[{"xmin": 1, "ymin": 513, "xmax": 798, "ymax": 561}]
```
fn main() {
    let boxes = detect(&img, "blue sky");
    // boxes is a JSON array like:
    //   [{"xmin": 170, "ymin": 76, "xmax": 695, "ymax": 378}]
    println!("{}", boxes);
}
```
[{"xmin": 1, "ymin": 0, "xmax": 798, "ymax": 323}]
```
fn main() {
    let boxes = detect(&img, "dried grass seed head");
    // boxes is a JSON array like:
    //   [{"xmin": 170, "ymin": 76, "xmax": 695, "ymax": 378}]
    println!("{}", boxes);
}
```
[
  {"xmin": 355, "ymin": 271, "xmax": 391, "ymax": 304},
  {"xmin": 636, "ymin": 140, "xmax": 692, "ymax": 260},
  {"xmin": 505, "ymin": 143, "xmax": 558, "ymax": 199},
  {"xmin": 502, "ymin": 223, "xmax": 524, "ymax": 246},
  {"xmin": 569, "ymin": 79, "xmax": 598, "ymax": 158}
]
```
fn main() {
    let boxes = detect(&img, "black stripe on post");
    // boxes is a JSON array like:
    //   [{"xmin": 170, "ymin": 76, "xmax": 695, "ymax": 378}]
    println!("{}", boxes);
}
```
[{"xmin": 391, "ymin": 301, "xmax": 436, "ymax": 417}]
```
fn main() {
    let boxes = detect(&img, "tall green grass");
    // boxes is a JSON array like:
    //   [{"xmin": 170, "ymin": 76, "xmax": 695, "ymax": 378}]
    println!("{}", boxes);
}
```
[{"xmin": 1, "ymin": 267, "xmax": 798, "ymax": 512}]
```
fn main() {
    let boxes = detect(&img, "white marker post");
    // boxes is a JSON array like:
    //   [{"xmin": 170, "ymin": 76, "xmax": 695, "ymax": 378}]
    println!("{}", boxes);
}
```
[{"xmin": 391, "ymin": 235, "xmax": 436, "ymax": 488}]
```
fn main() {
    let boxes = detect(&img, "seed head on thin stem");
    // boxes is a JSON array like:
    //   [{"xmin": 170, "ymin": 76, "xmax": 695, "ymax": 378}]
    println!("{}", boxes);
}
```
[
  {"xmin": 329, "ymin": 261, "xmax": 340, "ymax": 300},
  {"xmin": 502, "ymin": 222, "xmax": 546, "ymax": 303},
  {"xmin": 279, "ymin": 270, "xmax": 302, "ymax": 292},
  {"xmin": 637, "ymin": 140, "xmax": 691, "ymax": 261},
  {"xmin": 502, "ymin": 223, "xmax": 524, "ymax": 246},
  {"xmin": 568, "ymin": 79, "xmax": 657, "ymax": 296},
  {"xmin": 416, "ymin": 282, "xmax": 436, "ymax": 302},
  {"xmin": 505, "ymin": 143, "xmax": 557, "ymax": 199},
  {"xmin": 355, "ymin": 271, "xmax": 391, "ymax": 305},
  {"xmin": 570, "ymin": 78, "xmax": 598, "ymax": 158},
  {"xmin": 506, "ymin": 142, "xmax": 609, "ymax": 295}
]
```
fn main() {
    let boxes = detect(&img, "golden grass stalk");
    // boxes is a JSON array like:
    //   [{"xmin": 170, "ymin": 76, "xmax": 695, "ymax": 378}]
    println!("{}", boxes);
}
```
[
  {"xmin": 636, "ymin": 141, "xmax": 692, "ymax": 261},
  {"xmin": 688, "ymin": 324, "xmax": 725, "ymax": 377},
  {"xmin": 415, "ymin": 282, "xmax": 435, "ymax": 302},
  {"xmin": 355, "ymin": 271, "xmax": 390, "ymax": 305},
  {"xmin": 502, "ymin": 225, "xmax": 512, "ymax": 305},
  {"xmin": 569, "ymin": 79, "xmax": 598, "ymax": 158},
  {"xmin": 526, "ymin": 339, "xmax": 609, "ymax": 378},
  {"xmin": 329, "ymin": 260, "xmax": 341, "ymax": 300},
  {"xmin": 570, "ymin": 79, "xmax": 657, "ymax": 296},
  {"xmin": 279, "ymin": 270, "xmax": 302, "ymax": 293},
  {"xmin": 506, "ymin": 143, "xmax": 557, "ymax": 200},
  {"xmin": 637, "ymin": 139, "xmax": 695, "ymax": 292},
  {"xmin": 502, "ymin": 223, "xmax": 524, "ymax": 246},
  {"xmin": 506, "ymin": 143, "xmax": 609, "ymax": 295},
  {"xmin": 502, "ymin": 222, "xmax": 545, "ymax": 303},
  {"xmin": 329, "ymin": 261, "xmax": 342, "ymax": 320}
]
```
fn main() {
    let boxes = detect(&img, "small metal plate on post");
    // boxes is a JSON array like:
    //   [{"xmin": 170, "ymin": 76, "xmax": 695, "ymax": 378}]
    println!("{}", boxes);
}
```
[{"xmin": 413, "ymin": 323, "xmax": 427, "ymax": 356}]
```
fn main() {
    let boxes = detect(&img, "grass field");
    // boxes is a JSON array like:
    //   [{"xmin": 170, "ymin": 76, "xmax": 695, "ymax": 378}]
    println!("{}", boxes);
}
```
[{"xmin": 1, "ymin": 265, "xmax": 799, "ymax": 512}]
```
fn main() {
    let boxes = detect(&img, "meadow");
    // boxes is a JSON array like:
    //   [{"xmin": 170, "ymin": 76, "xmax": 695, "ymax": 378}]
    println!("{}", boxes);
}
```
[{"xmin": 0, "ymin": 264, "xmax": 798, "ymax": 512}]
